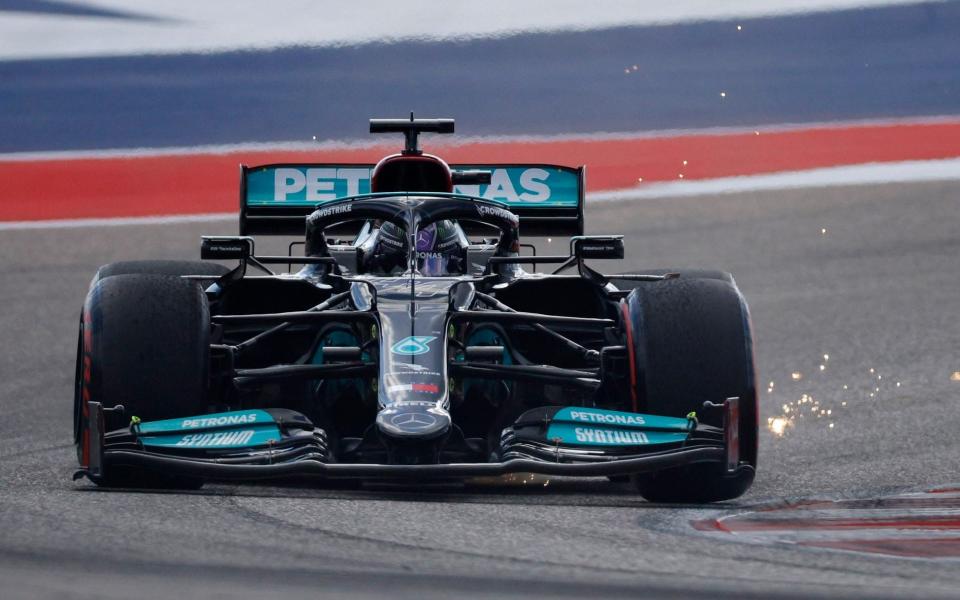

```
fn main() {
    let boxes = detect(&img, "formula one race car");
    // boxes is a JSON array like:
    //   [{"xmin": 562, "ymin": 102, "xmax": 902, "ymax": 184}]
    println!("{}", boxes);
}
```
[{"xmin": 73, "ymin": 117, "xmax": 758, "ymax": 502}]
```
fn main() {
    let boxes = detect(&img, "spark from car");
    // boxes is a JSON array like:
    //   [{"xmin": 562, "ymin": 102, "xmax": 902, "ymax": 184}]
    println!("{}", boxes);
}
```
[
  {"xmin": 767, "ymin": 352, "xmax": 908, "ymax": 439},
  {"xmin": 767, "ymin": 417, "xmax": 790, "ymax": 437}
]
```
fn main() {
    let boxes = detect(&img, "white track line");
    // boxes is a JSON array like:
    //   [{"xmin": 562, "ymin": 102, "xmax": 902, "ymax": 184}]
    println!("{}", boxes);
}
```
[
  {"xmin": 591, "ymin": 158, "xmax": 960, "ymax": 202},
  {"xmin": 0, "ymin": 213, "xmax": 234, "ymax": 232}
]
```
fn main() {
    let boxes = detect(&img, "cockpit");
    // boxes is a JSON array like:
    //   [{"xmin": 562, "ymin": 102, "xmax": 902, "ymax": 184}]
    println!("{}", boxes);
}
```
[
  {"xmin": 356, "ymin": 218, "xmax": 470, "ymax": 277},
  {"xmin": 313, "ymin": 120, "xmax": 478, "ymax": 277}
]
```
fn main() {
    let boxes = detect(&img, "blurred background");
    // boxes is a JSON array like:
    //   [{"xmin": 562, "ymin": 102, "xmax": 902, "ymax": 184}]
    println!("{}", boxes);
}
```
[{"xmin": 1, "ymin": 0, "xmax": 958, "ymax": 219}]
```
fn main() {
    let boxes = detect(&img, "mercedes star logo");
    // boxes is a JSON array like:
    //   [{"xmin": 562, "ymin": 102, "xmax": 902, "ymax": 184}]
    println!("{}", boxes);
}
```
[{"xmin": 390, "ymin": 412, "xmax": 437, "ymax": 430}]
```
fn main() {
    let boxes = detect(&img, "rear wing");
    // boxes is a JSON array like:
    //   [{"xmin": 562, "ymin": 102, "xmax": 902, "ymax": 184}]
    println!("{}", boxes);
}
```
[{"xmin": 239, "ymin": 163, "xmax": 584, "ymax": 237}]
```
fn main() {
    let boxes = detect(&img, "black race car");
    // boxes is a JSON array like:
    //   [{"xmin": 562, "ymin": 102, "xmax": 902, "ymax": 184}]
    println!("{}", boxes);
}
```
[{"xmin": 73, "ymin": 117, "xmax": 757, "ymax": 502}]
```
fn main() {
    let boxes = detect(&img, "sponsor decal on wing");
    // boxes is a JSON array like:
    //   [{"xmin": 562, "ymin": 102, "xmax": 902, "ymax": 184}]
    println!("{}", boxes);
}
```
[
  {"xmin": 180, "ymin": 413, "xmax": 261, "ymax": 429},
  {"xmin": 140, "ymin": 425, "xmax": 282, "ymax": 449},
  {"xmin": 545, "ymin": 408, "xmax": 694, "ymax": 447},
  {"xmin": 137, "ymin": 410, "xmax": 274, "ymax": 434},
  {"xmin": 573, "ymin": 427, "xmax": 649, "ymax": 445},
  {"xmin": 176, "ymin": 430, "xmax": 256, "ymax": 447},
  {"xmin": 551, "ymin": 407, "xmax": 692, "ymax": 431},
  {"xmin": 566, "ymin": 410, "xmax": 645, "ymax": 426},
  {"xmin": 245, "ymin": 166, "xmax": 579, "ymax": 207},
  {"xmin": 545, "ymin": 423, "xmax": 688, "ymax": 447},
  {"xmin": 135, "ymin": 410, "xmax": 283, "ymax": 449}
]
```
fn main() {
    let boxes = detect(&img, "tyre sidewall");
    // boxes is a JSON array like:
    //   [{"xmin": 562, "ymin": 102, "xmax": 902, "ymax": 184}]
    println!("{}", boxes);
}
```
[
  {"xmin": 79, "ymin": 274, "xmax": 210, "ymax": 431},
  {"xmin": 626, "ymin": 278, "xmax": 758, "ymax": 502}
]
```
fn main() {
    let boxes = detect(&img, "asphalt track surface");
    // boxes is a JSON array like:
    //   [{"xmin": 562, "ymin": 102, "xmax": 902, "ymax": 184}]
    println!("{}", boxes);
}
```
[{"xmin": 1, "ymin": 181, "xmax": 959, "ymax": 598}]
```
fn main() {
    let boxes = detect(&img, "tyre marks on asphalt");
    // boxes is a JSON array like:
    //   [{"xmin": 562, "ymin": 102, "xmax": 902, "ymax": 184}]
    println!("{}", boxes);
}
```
[{"xmin": 692, "ymin": 487, "xmax": 960, "ymax": 559}]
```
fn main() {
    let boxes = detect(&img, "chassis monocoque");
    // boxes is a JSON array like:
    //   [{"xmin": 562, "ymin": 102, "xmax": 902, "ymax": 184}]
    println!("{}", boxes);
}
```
[{"xmin": 74, "ymin": 118, "xmax": 758, "ymax": 502}]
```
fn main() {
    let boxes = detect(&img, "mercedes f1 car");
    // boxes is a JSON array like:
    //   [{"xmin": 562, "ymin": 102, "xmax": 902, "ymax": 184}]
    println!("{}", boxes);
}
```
[{"xmin": 73, "ymin": 117, "xmax": 758, "ymax": 502}]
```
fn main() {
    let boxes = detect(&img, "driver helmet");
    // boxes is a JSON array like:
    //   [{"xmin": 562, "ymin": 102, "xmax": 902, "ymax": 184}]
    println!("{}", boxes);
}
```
[{"xmin": 368, "ymin": 220, "xmax": 466, "ymax": 276}]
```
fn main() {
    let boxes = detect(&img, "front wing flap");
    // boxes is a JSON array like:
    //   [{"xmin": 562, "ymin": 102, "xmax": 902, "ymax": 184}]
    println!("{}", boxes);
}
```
[{"xmin": 75, "ymin": 400, "xmax": 749, "ymax": 484}]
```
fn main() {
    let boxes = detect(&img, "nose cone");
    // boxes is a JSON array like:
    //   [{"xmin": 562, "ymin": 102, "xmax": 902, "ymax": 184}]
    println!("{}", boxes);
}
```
[{"xmin": 377, "ymin": 405, "xmax": 451, "ymax": 439}]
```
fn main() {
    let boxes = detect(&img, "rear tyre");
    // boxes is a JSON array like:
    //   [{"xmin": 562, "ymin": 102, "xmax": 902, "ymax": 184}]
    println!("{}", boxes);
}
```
[
  {"xmin": 609, "ymin": 269, "xmax": 734, "ymax": 292},
  {"xmin": 74, "ymin": 274, "xmax": 210, "ymax": 488},
  {"xmin": 624, "ymin": 277, "xmax": 757, "ymax": 503},
  {"xmin": 91, "ymin": 260, "xmax": 229, "ymax": 286}
]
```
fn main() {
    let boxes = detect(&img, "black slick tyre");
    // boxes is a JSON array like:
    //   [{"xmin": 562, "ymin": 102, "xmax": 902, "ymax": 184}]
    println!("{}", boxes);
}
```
[
  {"xmin": 609, "ymin": 269, "xmax": 734, "ymax": 293},
  {"xmin": 624, "ymin": 277, "xmax": 757, "ymax": 503},
  {"xmin": 74, "ymin": 274, "xmax": 210, "ymax": 487},
  {"xmin": 91, "ymin": 260, "xmax": 229, "ymax": 286}
]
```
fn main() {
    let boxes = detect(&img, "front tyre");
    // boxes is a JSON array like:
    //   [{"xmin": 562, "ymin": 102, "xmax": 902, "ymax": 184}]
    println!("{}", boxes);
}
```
[
  {"xmin": 625, "ymin": 278, "xmax": 757, "ymax": 502},
  {"xmin": 74, "ymin": 274, "xmax": 210, "ymax": 487}
]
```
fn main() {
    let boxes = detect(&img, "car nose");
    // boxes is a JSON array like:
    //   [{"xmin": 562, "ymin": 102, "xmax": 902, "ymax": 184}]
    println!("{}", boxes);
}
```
[{"xmin": 376, "ymin": 405, "xmax": 451, "ymax": 439}]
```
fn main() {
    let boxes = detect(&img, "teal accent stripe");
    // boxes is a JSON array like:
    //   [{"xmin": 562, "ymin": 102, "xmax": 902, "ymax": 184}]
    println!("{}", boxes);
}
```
[
  {"xmin": 140, "ymin": 424, "xmax": 282, "ymax": 449},
  {"xmin": 137, "ymin": 410, "xmax": 275, "ymax": 434},
  {"xmin": 545, "ymin": 422, "xmax": 689, "ymax": 447},
  {"xmin": 551, "ymin": 407, "xmax": 691, "ymax": 432}
]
